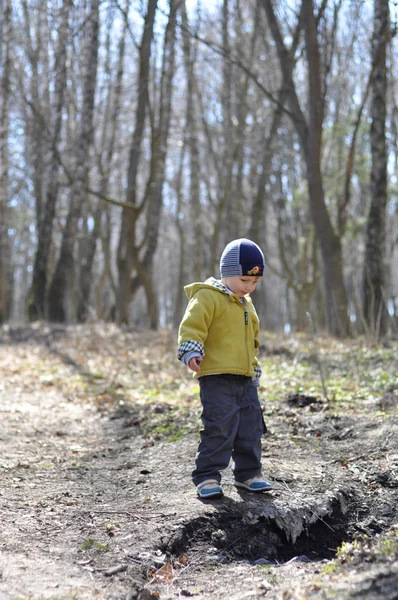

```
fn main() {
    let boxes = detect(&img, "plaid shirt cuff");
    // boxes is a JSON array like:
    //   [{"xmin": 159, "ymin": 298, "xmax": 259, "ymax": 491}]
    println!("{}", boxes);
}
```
[
  {"xmin": 254, "ymin": 365, "xmax": 262, "ymax": 379},
  {"xmin": 252, "ymin": 364, "xmax": 262, "ymax": 386},
  {"xmin": 178, "ymin": 340, "xmax": 205, "ymax": 362}
]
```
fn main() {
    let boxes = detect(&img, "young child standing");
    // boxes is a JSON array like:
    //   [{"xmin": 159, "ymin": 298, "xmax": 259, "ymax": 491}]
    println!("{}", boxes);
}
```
[{"xmin": 177, "ymin": 238, "xmax": 272, "ymax": 498}]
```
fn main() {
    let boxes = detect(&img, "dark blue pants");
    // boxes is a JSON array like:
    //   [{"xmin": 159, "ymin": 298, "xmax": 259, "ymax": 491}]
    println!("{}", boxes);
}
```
[{"xmin": 192, "ymin": 374, "xmax": 266, "ymax": 486}]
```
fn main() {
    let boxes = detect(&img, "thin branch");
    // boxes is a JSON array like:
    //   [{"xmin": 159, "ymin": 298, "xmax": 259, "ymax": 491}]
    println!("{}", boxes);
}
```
[
  {"xmin": 340, "ymin": 25, "xmax": 397, "ymax": 236},
  {"xmin": 21, "ymin": 91, "xmax": 137, "ymax": 212},
  {"xmin": 179, "ymin": 23, "xmax": 295, "ymax": 119}
]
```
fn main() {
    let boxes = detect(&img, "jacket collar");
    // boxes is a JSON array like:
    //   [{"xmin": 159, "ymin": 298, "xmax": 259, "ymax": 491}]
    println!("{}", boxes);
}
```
[{"xmin": 204, "ymin": 277, "xmax": 232, "ymax": 295}]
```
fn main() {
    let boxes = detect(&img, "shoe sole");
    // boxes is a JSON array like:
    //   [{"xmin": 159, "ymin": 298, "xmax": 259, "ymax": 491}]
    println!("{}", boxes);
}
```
[
  {"xmin": 234, "ymin": 482, "xmax": 272, "ymax": 492},
  {"xmin": 198, "ymin": 489, "xmax": 224, "ymax": 498}
]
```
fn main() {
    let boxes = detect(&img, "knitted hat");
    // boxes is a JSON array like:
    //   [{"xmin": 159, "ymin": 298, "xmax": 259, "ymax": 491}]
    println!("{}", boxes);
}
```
[{"xmin": 220, "ymin": 238, "xmax": 265, "ymax": 278}]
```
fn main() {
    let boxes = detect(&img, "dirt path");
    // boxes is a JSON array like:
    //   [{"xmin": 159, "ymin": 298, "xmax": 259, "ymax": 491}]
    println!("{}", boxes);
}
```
[{"xmin": 0, "ymin": 325, "xmax": 397, "ymax": 600}]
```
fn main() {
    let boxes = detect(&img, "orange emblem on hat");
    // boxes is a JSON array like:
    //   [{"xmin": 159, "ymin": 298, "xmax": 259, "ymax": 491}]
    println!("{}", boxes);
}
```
[{"xmin": 247, "ymin": 265, "xmax": 261, "ymax": 275}]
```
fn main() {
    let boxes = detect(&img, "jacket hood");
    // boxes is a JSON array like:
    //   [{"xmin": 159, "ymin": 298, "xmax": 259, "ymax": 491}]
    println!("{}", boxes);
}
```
[{"xmin": 184, "ymin": 277, "xmax": 230, "ymax": 301}]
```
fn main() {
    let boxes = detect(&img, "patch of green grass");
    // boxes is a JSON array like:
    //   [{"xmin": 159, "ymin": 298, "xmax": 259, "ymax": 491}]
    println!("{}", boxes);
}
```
[
  {"xmin": 322, "ymin": 562, "xmax": 338, "ymax": 574},
  {"xmin": 333, "ymin": 530, "xmax": 398, "ymax": 567},
  {"xmin": 148, "ymin": 422, "xmax": 191, "ymax": 442},
  {"xmin": 336, "ymin": 540, "xmax": 361, "ymax": 561},
  {"xmin": 257, "ymin": 336, "xmax": 398, "ymax": 412},
  {"xmin": 80, "ymin": 538, "xmax": 109, "ymax": 552},
  {"xmin": 168, "ymin": 429, "xmax": 189, "ymax": 442},
  {"xmin": 254, "ymin": 564, "xmax": 279, "ymax": 584},
  {"xmin": 94, "ymin": 542, "xmax": 110, "ymax": 552},
  {"xmin": 377, "ymin": 536, "xmax": 398, "ymax": 558},
  {"xmin": 80, "ymin": 538, "xmax": 95, "ymax": 550},
  {"xmin": 70, "ymin": 461, "xmax": 86, "ymax": 468}
]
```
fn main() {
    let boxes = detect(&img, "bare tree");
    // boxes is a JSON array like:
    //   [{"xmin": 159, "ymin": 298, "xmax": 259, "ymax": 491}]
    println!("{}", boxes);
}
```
[
  {"xmin": 117, "ymin": 0, "xmax": 178, "ymax": 328},
  {"xmin": 133, "ymin": 0, "xmax": 178, "ymax": 328},
  {"xmin": 362, "ymin": 0, "xmax": 390, "ymax": 337},
  {"xmin": 48, "ymin": 0, "xmax": 100, "ymax": 322},
  {"xmin": 249, "ymin": 3, "xmax": 303, "ymax": 243},
  {"xmin": 19, "ymin": 0, "xmax": 49, "ymax": 228},
  {"xmin": 77, "ymin": 1, "xmax": 130, "ymax": 322},
  {"xmin": 181, "ymin": 0, "xmax": 202, "ymax": 281},
  {"xmin": 116, "ymin": 0, "xmax": 158, "ymax": 325},
  {"xmin": 31, "ymin": 0, "xmax": 73, "ymax": 319},
  {"xmin": 261, "ymin": 0, "xmax": 350, "ymax": 336},
  {"xmin": 210, "ymin": 0, "xmax": 234, "ymax": 269},
  {"xmin": 0, "ymin": 0, "xmax": 12, "ymax": 322},
  {"xmin": 1, "ymin": 0, "xmax": 397, "ymax": 334},
  {"xmin": 172, "ymin": 132, "xmax": 187, "ymax": 328}
]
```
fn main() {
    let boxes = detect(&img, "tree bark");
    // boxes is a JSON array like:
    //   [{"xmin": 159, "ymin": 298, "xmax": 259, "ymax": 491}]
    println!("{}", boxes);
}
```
[
  {"xmin": 31, "ymin": 0, "xmax": 72, "ymax": 319},
  {"xmin": 117, "ymin": 0, "xmax": 177, "ymax": 329},
  {"xmin": 137, "ymin": 0, "xmax": 178, "ymax": 329},
  {"xmin": 116, "ymin": 0, "xmax": 158, "ymax": 325},
  {"xmin": 210, "ymin": 0, "xmax": 234, "ymax": 270},
  {"xmin": 261, "ymin": 0, "xmax": 350, "ymax": 336},
  {"xmin": 181, "ymin": 0, "xmax": 202, "ymax": 281},
  {"xmin": 21, "ymin": 0, "xmax": 47, "ymax": 229},
  {"xmin": 248, "ymin": 3, "xmax": 303, "ymax": 243},
  {"xmin": 362, "ymin": 0, "xmax": 389, "ymax": 337},
  {"xmin": 48, "ymin": 0, "xmax": 100, "ymax": 322},
  {"xmin": 77, "ymin": 1, "xmax": 129, "ymax": 322},
  {"xmin": 0, "ymin": 0, "xmax": 11, "ymax": 323},
  {"xmin": 173, "ymin": 138, "xmax": 187, "ymax": 329}
]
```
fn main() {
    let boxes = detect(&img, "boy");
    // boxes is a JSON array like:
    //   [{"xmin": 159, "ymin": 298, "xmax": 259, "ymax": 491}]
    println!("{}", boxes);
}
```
[{"xmin": 177, "ymin": 238, "xmax": 272, "ymax": 498}]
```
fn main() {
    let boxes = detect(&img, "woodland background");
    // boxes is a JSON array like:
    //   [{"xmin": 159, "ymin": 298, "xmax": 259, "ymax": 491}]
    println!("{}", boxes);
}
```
[{"xmin": 0, "ymin": 0, "xmax": 397, "ymax": 339}]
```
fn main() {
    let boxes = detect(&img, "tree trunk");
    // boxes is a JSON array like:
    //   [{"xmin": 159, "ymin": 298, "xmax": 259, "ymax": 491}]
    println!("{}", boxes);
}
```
[
  {"xmin": 96, "ymin": 209, "xmax": 117, "ymax": 321},
  {"xmin": 249, "ymin": 14, "xmax": 303, "ymax": 323},
  {"xmin": 262, "ymin": 0, "xmax": 350, "ymax": 336},
  {"xmin": 302, "ymin": 0, "xmax": 350, "ymax": 337},
  {"xmin": 31, "ymin": 0, "xmax": 72, "ymax": 319},
  {"xmin": 48, "ymin": 0, "xmax": 100, "ymax": 322},
  {"xmin": 116, "ymin": 0, "xmax": 157, "ymax": 324},
  {"xmin": 117, "ymin": 0, "xmax": 177, "ymax": 329},
  {"xmin": 137, "ymin": 0, "xmax": 178, "ymax": 329},
  {"xmin": 362, "ymin": 0, "xmax": 389, "ymax": 337},
  {"xmin": 181, "ymin": 0, "xmax": 202, "ymax": 281},
  {"xmin": 210, "ymin": 0, "xmax": 234, "ymax": 270},
  {"xmin": 77, "ymin": 1, "xmax": 129, "ymax": 322},
  {"xmin": 0, "ymin": 0, "xmax": 11, "ymax": 323},
  {"xmin": 21, "ymin": 0, "xmax": 47, "ymax": 229},
  {"xmin": 173, "ymin": 128, "xmax": 187, "ymax": 329},
  {"xmin": 294, "ymin": 235, "xmax": 320, "ymax": 332}
]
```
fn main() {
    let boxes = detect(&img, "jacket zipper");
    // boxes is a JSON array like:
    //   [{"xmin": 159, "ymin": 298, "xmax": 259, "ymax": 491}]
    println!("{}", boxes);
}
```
[
  {"xmin": 244, "ymin": 306, "xmax": 250, "ymax": 373},
  {"xmin": 235, "ymin": 297, "xmax": 251, "ymax": 374}
]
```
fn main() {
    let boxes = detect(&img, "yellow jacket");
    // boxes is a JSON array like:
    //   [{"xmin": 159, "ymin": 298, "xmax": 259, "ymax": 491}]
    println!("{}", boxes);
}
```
[{"xmin": 177, "ymin": 279, "xmax": 261, "ymax": 378}]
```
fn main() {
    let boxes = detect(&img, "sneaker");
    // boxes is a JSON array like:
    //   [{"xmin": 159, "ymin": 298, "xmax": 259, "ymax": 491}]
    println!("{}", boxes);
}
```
[
  {"xmin": 196, "ymin": 479, "xmax": 224, "ymax": 498},
  {"xmin": 234, "ymin": 475, "xmax": 273, "ymax": 492}
]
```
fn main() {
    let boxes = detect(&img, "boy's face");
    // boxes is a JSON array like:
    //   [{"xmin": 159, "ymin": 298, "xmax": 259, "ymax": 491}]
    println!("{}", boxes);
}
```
[{"xmin": 222, "ymin": 275, "xmax": 261, "ymax": 297}]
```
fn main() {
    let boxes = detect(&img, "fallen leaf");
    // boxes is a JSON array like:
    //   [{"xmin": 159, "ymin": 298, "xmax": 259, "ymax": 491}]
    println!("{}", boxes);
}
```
[{"xmin": 152, "ymin": 562, "xmax": 174, "ymax": 583}]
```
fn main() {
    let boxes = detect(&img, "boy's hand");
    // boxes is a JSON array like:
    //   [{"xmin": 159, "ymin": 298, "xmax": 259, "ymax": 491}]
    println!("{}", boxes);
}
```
[{"xmin": 188, "ymin": 356, "xmax": 203, "ymax": 373}]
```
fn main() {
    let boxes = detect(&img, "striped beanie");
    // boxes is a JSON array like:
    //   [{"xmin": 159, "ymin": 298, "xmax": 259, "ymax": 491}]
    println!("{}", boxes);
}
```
[{"xmin": 220, "ymin": 238, "xmax": 265, "ymax": 278}]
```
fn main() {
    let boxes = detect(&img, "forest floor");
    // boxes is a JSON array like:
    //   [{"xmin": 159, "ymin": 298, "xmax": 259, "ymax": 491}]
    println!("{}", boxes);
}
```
[{"xmin": 0, "ymin": 324, "xmax": 397, "ymax": 600}]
